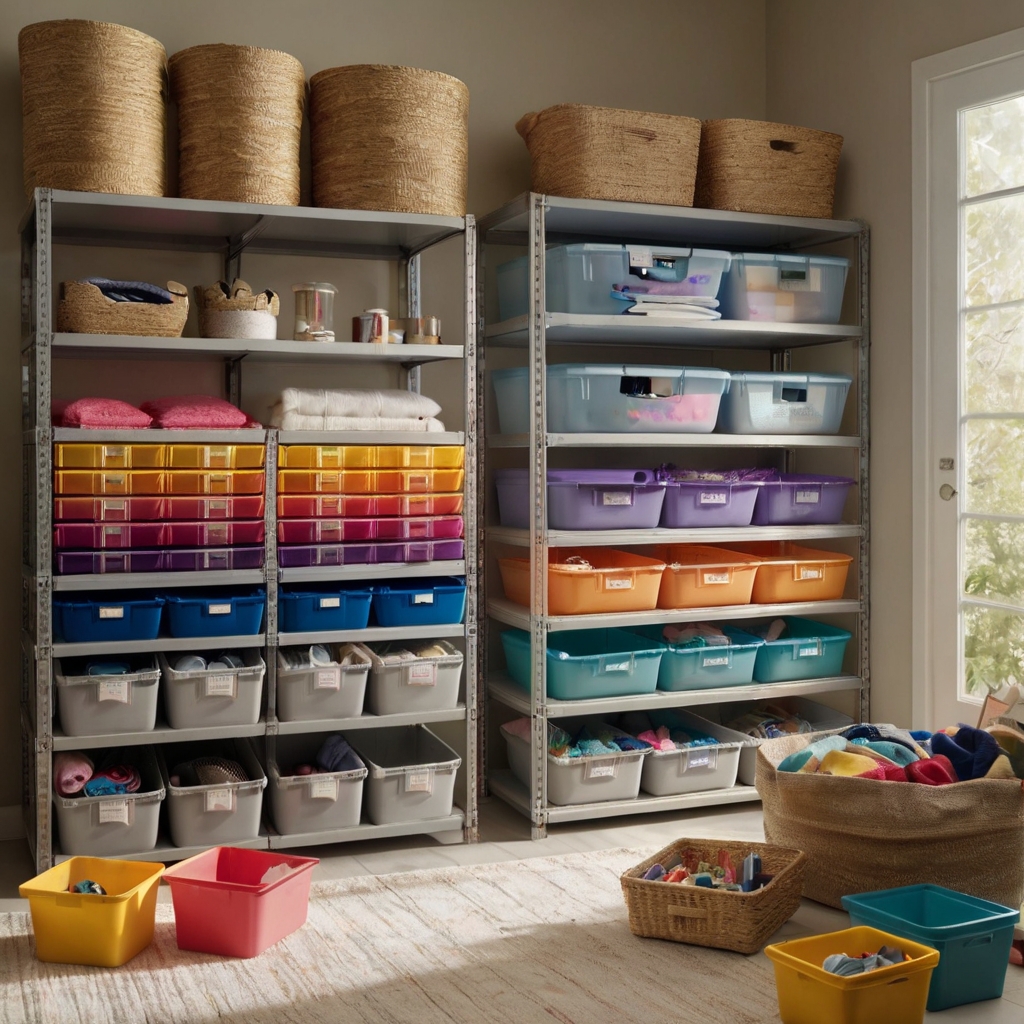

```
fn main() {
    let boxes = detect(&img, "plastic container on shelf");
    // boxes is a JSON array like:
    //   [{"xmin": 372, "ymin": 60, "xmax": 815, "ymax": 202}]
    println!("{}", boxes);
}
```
[
  {"xmin": 166, "ymin": 444, "xmax": 265, "ymax": 469},
  {"xmin": 277, "ymin": 515, "xmax": 464, "ymax": 545},
  {"xmin": 53, "ymin": 594, "xmax": 164, "ymax": 643},
  {"xmin": 165, "ymin": 470, "xmax": 265, "ymax": 495},
  {"xmin": 496, "ymin": 244, "xmax": 732, "ymax": 320},
  {"xmin": 717, "ymin": 371, "xmax": 852, "ymax": 435},
  {"xmin": 54, "ymin": 656, "xmax": 160, "ymax": 736},
  {"xmin": 653, "ymin": 544, "xmax": 762, "ymax": 610},
  {"xmin": 371, "ymin": 577, "xmax": 467, "ymax": 628},
  {"xmin": 162, "ymin": 547, "xmax": 265, "ymax": 572},
  {"xmin": 749, "ymin": 617, "xmax": 853, "ymax": 683},
  {"xmin": 719, "ymin": 252, "xmax": 850, "ymax": 324},
  {"xmin": 492, "ymin": 364, "xmax": 731, "ymax": 435},
  {"xmin": 278, "ymin": 586, "xmax": 373, "ymax": 633},
  {"xmin": 627, "ymin": 623, "xmax": 764, "ymax": 691},
  {"xmin": 499, "ymin": 548, "xmax": 666, "ymax": 615},
  {"xmin": 19, "ymin": 857, "xmax": 164, "ymax": 967},
  {"xmin": 52, "ymin": 495, "xmax": 265, "ymax": 522},
  {"xmin": 162, "ymin": 847, "xmax": 319, "ymax": 958},
  {"xmin": 54, "ymin": 443, "xmax": 167, "ymax": 469},
  {"xmin": 494, "ymin": 469, "xmax": 666, "ymax": 530},
  {"xmin": 53, "ymin": 522, "xmax": 167, "ymax": 550},
  {"xmin": 278, "ymin": 445, "xmax": 465, "ymax": 469},
  {"xmin": 162, "ymin": 591, "xmax": 265, "ymax": 638},
  {"xmin": 277, "ymin": 492, "xmax": 464, "ymax": 519},
  {"xmin": 275, "ymin": 643, "xmax": 372, "ymax": 721},
  {"xmin": 158, "ymin": 650, "xmax": 266, "ymax": 729},
  {"xmin": 351, "ymin": 726, "xmax": 462, "ymax": 825},
  {"xmin": 55, "ymin": 550, "xmax": 165, "ymax": 575},
  {"xmin": 53, "ymin": 745, "xmax": 164, "ymax": 857},
  {"xmin": 277, "ymin": 468, "xmax": 464, "ymax": 495},
  {"xmin": 163, "ymin": 521, "xmax": 266, "ymax": 547},
  {"xmin": 501, "ymin": 628, "xmax": 665, "ymax": 700},
  {"xmin": 734, "ymin": 543, "xmax": 854, "ymax": 604},
  {"xmin": 54, "ymin": 470, "xmax": 166, "ymax": 496},
  {"xmin": 366, "ymin": 640, "xmax": 464, "ymax": 715},
  {"xmin": 842, "ymin": 884, "xmax": 1020, "ymax": 1012},
  {"xmin": 658, "ymin": 469, "xmax": 770, "ymax": 529},
  {"xmin": 751, "ymin": 474, "xmax": 855, "ymax": 526},
  {"xmin": 276, "ymin": 539, "xmax": 464, "ymax": 568}
]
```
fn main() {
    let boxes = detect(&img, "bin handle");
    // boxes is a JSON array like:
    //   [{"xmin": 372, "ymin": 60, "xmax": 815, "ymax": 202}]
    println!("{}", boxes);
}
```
[
  {"xmin": 772, "ymin": 378, "xmax": 810, "ymax": 404},
  {"xmin": 668, "ymin": 905, "xmax": 708, "ymax": 920},
  {"xmin": 886, "ymin": 978, "xmax": 910, "ymax": 987},
  {"xmin": 964, "ymin": 935, "xmax": 993, "ymax": 947}
]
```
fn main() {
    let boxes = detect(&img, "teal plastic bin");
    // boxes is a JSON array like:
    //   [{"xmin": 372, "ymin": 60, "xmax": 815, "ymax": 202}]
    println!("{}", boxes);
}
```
[
  {"xmin": 500, "ymin": 628, "xmax": 665, "ymax": 700},
  {"xmin": 842, "ymin": 884, "xmax": 1019, "ymax": 1011},
  {"xmin": 627, "ymin": 624, "xmax": 762, "ymax": 691},
  {"xmin": 751, "ymin": 617, "xmax": 851, "ymax": 683}
]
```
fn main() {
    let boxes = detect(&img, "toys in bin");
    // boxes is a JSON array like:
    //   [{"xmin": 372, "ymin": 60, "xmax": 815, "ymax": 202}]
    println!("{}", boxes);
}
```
[{"xmin": 642, "ymin": 846, "xmax": 773, "ymax": 892}]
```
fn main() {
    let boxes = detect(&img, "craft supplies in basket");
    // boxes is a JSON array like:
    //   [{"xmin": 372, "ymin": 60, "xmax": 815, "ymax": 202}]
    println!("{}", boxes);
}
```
[
  {"xmin": 196, "ymin": 280, "xmax": 280, "ymax": 340},
  {"xmin": 56, "ymin": 279, "xmax": 188, "ymax": 337},
  {"xmin": 516, "ymin": 104, "xmax": 702, "ymax": 207},
  {"xmin": 620, "ymin": 838, "xmax": 806, "ymax": 954}
]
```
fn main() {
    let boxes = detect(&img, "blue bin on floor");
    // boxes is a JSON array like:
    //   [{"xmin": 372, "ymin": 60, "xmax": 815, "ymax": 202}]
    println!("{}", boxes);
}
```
[
  {"xmin": 53, "ymin": 594, "xmax": 164, "ymax": 643},
  {"xmin": 843, "ymin": 884, "xmax": 1020, "ymax": 1011},
  {"xmin": 162, "ymin": 591, "xmax": 265, "ymax": 638},
  {"xmin": 278, "ymin": 586, "xmax": 373, "ymax": 633},
  {"xmin": 371, "ymin": 577, "xmax": 466, "ymax": 628},
  {"xmin": 752, "ymin": 617, "xmax": 851, "ymax": 683}
]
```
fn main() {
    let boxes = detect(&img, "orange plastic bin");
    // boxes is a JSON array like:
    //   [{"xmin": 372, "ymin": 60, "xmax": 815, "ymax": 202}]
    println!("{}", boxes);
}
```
[
  {"xmin": 653, "ymin": 544, "xmax": 762, "ymax": 609},
  {"xmin": 734, "ymin": 542, "xmax": 853, "ymax": 603}
]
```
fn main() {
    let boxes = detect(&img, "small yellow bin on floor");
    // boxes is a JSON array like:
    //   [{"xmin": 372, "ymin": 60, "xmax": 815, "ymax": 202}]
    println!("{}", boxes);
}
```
[
  {"xmin": 19, "ymin": 856, "xmax": 164, "ymax": 967},
  {"xmin": 765, "ymin": 925, "xmax": 939, "ymax": 1024}
]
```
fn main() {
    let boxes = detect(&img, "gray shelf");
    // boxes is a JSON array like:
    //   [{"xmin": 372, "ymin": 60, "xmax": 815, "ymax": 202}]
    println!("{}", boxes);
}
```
[
  {"xmin": 275, "ymin": 706, "xmax": 466, "ymax": 735},
  {"xmin": 487, "ymin": 524, "xmax": 862, "ymax": 548},
  {"xmin": 51, "ymin": 719, "xmax": 267, "ymax": 752},
  {"xmin": 268, "ymin": 811, "xmax": 465, "ymax": 850},
  {"xmin": 52, "ymin": 427, "xmax": 268, "ymax": 443},
  {"xmin": 277, "ymin": 624, "xmax": 465, "ymax": 646},
  {"xmin": 52, "ymin": 634, "xmax": 267, "ymax": 658},
  {"xmin": 55, "ymin": 835, "xmax": 270, "ymax": 865},
  {"xmin": 490, "ymin": 432, "xmax": 861, "ymax": 449},
  {"xmin": 277, "ymin": 430, "xmax": 465, "ymax": 446},
  {"xmin": 53, "ymin": 570, "xmax": 266, "ymax": 592},
  {"xmin": 278, "ymin": 560, "xmax": 465, "ymax": 584}
]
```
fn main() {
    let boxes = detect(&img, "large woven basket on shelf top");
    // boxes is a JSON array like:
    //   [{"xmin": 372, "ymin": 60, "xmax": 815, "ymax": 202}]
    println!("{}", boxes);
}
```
[
  {"xmin": 620, "ymin": 838, "xmax": 806, "ymax": 955},
  {"xmin": 695, "ymin": 118, "xmax": 843, "ymax": 219},
  {"xmin": 169, "ymin": 44, "xmax": 306, "ymax": 206},
  {"xmin": 310, "ymin": 64, "xmax": 468, "ymax": 216},
  {"xmin": 19, "ymin": 19, "xmax": 167, "ymax": 198},
  {"xmin": 56, "ymin": 281, "xmax": 189, "ymax": 337},
  {"xmin": 516, "ymin": 104, "xmax": 701, "ymax": 207}
]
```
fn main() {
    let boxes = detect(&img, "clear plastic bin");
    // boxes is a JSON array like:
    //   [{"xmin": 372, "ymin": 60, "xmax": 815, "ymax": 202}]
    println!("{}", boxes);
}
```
[
  {"xmin": 166, "ymin": 444, "xmax": 265, "ymax": 469},
  {"xmin": 54, "ymin": 470, "xmax": 166, "ymax": 496},
  {"xmin": 750, "ymin": 617, "xmax": 853, "ymax": 682},
  {"xmin": 278, "ymin": 586, "xmax": 373, "ymax": 633},
  {"xmin": 55, "ymin": 550, "xmax": 163, "ymax": 575},
  {"xmin": 627, "ymin": 623, "xmax": 764, "ymax": 691},
  {"xmin": 276, "ymin": 643, "xmax": 371, "ymax": 721},
  {"xmin": 54, "ymin": 523, "xmax": 167, "ymax": 550},
  {"xmin": 54, "ymin": 443, "xmax": 167, "ymax": 469},
  {"xmin": 165, "ymin": 470, "xmax": 265, "ymax": 495},
  {"xmin": 654, "ymin": 544, "xmax": 762, "ymax": 610},
  {"xmin": 717, "ymin": 371, "xmax": 852, "ymax": 435},
  {"xmin": 277, "ymin": 468, "xmax": 463, "ymax": 495},
  {"xmin": 733, "ymin": 543, "xmax": 853, "ymax": 604},
  {"xmin": 277, "ymin": 492, "xmax": 464, "ymax": 519},
  {"xmin": 277, "ymin": 515, "xmax": 463, "ymax": 544},
  {"xmin": 164, "ymin": 521, "xmax": 266, "ymax": 547},
  {"xmin": 751, "ymin": 474, "xmax": 855, "ymax": 526},
  {"xmin": 371, "ymin": 577, "xmax": 467, "ymax": 628},
  {"xmin": 54, "ymin": 594, "xmax": 164, "ymax": 643},
  {"xmin": 53, "ymin": 495, "xmax": 265, "ymax": 522},
  {"xmin": 55, "ymin": 656, "xmax": 160, "ymax": 736},
  {"xmin": 659, "ymin": 471, "xmax": 766, "ymax": 528},
  {"xmin": 158, "ymin": 650, "xmax": 266, "ymax": 729},
  {"xmin": 720, "ymin": 252, "xmax": 849, "ymax": 324},
  {"xmin": 278, "ymin": 445, "xmax": 464, "ymax": 469},
  {"xmin": 366, "ymin": 640, "xmax": 464, "ymax": 715},
  {"xmin": 163, "ymin": 591, "xmax": 265, "ymax": 637}
]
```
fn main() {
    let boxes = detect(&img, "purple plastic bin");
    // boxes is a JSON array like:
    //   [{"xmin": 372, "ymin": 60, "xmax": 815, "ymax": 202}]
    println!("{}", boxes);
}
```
[
  {"xmin": 53, "ymin": 522, "xmax": 167, "ymax": 550},
  {"xmin": 162, "ymin": 546, "xmax": 265, "ymax": 571},
  {"xmin": 658, "ymin": 468, "xmax": 773, "ymax": 529},
  {"xmin": 278, "ymin": 539, "xmax": 465, "ymax": 568},
  {"xmin": 55, "ymin": 549, "xmax": 165, "ymax": 575},
  {"xmin": 751, "ymin": 473, "xmax": 855, "ymax": 525},
  {"xmin": 494, "ymin": 468, "xmax": 665, "ymax": 530}
]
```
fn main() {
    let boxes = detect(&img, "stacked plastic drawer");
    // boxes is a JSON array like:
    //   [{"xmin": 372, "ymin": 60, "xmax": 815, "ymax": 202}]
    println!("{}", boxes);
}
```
[
  {"xmin": 53, "ymin": 443, "xmax": 266, "ymax": 574},
  {"xmin": 276, "ymin": 445, "xmax": 465, "ymax": 567}
]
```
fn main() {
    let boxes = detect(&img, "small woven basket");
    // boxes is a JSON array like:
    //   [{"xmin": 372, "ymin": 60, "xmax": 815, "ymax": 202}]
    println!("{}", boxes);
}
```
[
  {"xmin": 169, "ymin": 44, "xmax": 306, "ymax": 206},
  {"xmin": 195, "ymin": 279, "xmax": 279, "ymax": 340},
  {"xmin": 19, "ymin": 19, "xmax": 167, "ymax": 198},
  {"xmin": 695, "ymin": 119, "xmax": 843, "ymax": 219},
  {"xmin": 516, "ymin": 104, "xmax": 701, "ymax": 207},
  {"xmin": 620, "ymin": 838, "xmax": 806, "ymax": 955},
  {"xmin": 310, "ymin": 64, "xmax": 469, "ymax": 216},
  {"xmin": 56, "ymin": 281, "xmax": 189, "ymax": 337}
]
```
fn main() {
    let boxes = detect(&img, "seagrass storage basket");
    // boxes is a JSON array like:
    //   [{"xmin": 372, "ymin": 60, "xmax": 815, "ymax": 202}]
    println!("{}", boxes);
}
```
[
  {"xmin": 516, "ymin": 104, "xmax": 701, "ymax": 207},
  {"xmin": 310, "ymin": 65, "xmax": 469, "ymax": 216},
  {"xmin": 695, "ymin": 119, "xmax": 843, "ymax": 219},
  {"xmin": 56, "ymin": 281, "xmax": 189, "ymax": 337},
  {"xmin": 169, "ymin": 44, "xmax": 306, "ymax": 206},
  {"xmin": 19, "ymin": 19, "xmax": 167, "ymax": 198},
  {"xmin": 620, "ymin": 838, "xmax": 806, "ymax": 954}
]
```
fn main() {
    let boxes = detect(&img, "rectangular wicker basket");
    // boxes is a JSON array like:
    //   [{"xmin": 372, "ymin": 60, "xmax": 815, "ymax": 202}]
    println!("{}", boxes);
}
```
[
  {"xmin": 55, "ymin": 280, "xmax": 189, "ymax": 337},
  {"xmin": 620, "ymin": 838, "xmax": 806, "ymax": 955}
]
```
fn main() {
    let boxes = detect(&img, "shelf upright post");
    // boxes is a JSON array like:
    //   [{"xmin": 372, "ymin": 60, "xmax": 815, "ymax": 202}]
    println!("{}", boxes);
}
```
[
  {"xmin": 403, "ymin": 254, "xmax": 422, "ymax": 394},
  {"xmin": 265, "ymin": 429, "xmax": 280, "ymax": 729},
  {"xmin": 857, "ymin": 223, "xmax": 871, "ymax": 722},
  {"xmin": 474, "ymin": 219, "xmax": 489, "ymax": 805}
]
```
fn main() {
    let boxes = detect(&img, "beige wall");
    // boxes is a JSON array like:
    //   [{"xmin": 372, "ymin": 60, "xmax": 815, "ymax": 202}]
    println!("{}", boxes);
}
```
[{"xmin": 0, "ymin": 0, "xmax": 767, "ymax": 810}]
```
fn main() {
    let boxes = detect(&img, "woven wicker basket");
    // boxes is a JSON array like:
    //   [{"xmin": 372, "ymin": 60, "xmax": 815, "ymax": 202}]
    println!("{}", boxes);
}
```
[
  {"xmin": 19, "ymin": 19, "xmax": 167, "ymax": 198},
  {"xmin": 169, "ymin": 44, "xmax": 306, "ymax": 206},
  {"xmin": 516, "ymin": 104, "xmax": 701, "ymax": 207},
  {"xmin": 56, "ymin": 281, "xmax": 189, "ymax": 337},
  {"xmin": 195, "ymin": 279, "xmax": 280, "ymax": 339},
  {"xmin": 620, "ymin": 838, "xmax": 806, "ymax": 955},
  {"xmin": 696, "ymin": 119, "xmax": 843, "ymax": 219},
  {"xmin": 310, "ymin": 64, "xmax": 469, "ymax": 216}
]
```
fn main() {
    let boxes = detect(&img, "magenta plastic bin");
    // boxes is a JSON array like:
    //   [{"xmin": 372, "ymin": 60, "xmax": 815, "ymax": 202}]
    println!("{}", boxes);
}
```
[
  {"xmin": 53, "ymin": 522, "xmax": 167, "ymax": 550},
  {"xmin": 52, "ymin": 495, "xmax": 265, "ymax": 522},
  {"xmin": 751, "ymin": 473, "xmax": 856, "ymax": 526},
  {"xmin": 55, "ymin": 550, "xmax": 165, "ymax": 574},
  {"xmin": 277, "ymin": 515, "xmax": 464, "ymax": 545},
  {"xmin": 278, "ymin": 539, "xmax": 464, "ymax": 568},
  {"xmin": 494, "ymin": 469, "xmax": 665, "ymax": 530},
  {"xmin": 164, "ymin": 521, "xmax": 266, "ymax": 547},
  {"xmin": 376, "ymin": 516, "xmax": 464, "ymax": 540}
]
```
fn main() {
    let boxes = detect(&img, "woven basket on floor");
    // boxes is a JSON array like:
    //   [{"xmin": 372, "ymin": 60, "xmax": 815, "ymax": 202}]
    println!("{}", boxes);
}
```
[
  {"xmin": 169, "ymin": 44, "xmax": 306, "ymax": 206},
  {"xmin": 19, "ymin": 19, "xmax": 167, "ymax": 198},
  {"xmin": 310, "ymin": 64, "xmax": 469, "ymax": 216},
  {"xmin": 620, "ymin": 838, "xmax": 806, "ymax": 955},
  {"xmin": 516, "ymin": 104, "xmax": 701, "ymax": 207},
  {"xmin": 695, "ymin": 119, "xmax": 843, "ymax": 219},
  {"xmin": 56, "ymin": 281, "xmax": 189, "ymax": 337}
]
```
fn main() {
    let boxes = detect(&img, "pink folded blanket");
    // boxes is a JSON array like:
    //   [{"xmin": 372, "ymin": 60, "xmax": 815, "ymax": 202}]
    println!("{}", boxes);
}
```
[
  {"xmin": 61, "ymin": 398, "xmax": 153, "ymax": 429},
  {"xmin": 140, "ymin": 394, "xmax": 251, "ymax": 428},
  {"xmin": 54, "ymin": 751, "xmax": 94, "ymax": 796}
]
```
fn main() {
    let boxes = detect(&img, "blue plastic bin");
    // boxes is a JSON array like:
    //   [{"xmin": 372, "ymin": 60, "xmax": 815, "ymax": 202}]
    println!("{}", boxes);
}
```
[
  {"xmin": 501, "ymin": 628, "xmax": 665, "ymax": 700},
  {"xmin": 627, "ymin": 624, "xmax": 763, "ymax": 691},
  {"xmin": 53, "ymin": 594, "xmax": 164, "ymax": 643},
  {"xmin": 278, "ymin": 586, "xmax": 373, "ymax": 633},
  {"xmin": 162, "ymin": 591, "xmax": 265, "ymax": 638},
  {"xmin": 371, "ymin": 577, "xmax": 466, "ymax": 628},
  {"xmin": 843, "ymin": 884, "xmax": 1020, "ymax": 1011},
  {"xmin": 750, "ymin": 617, "xmax": 851, "ymax": 683}
]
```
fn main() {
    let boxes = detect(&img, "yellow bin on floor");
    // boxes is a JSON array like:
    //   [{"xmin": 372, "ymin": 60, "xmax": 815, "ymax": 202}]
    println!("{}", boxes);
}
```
[{"xmin": 19, "ymin": 856, "xmax": 164, "ymax": 967}]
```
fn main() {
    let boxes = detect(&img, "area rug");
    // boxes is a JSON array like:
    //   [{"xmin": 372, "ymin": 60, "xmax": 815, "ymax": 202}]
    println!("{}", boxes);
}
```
[{"xmin": 0, "ymin": 847, "xmax": 784, "ymax": 1024}]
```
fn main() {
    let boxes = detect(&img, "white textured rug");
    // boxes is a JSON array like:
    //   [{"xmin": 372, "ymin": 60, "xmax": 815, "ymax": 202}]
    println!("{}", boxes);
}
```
[{"xmin": 0, "ymin": 848, "xmax": 782, "ymax": 1024}]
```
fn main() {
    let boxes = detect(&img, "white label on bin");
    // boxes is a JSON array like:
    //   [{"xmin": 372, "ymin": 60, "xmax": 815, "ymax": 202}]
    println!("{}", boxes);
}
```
[
  {"xmin": 703, "ymin": 572, "xmax": 730, "ymax": 585},
  {"xmin": 799, "ymin": 567, "xmax": 823, "ymax": 580},
  {"xmin": 798, "ymin": 646, "xmax": 820, "ymax": 658},
  {"xmin": 586, "ymin": 760, "xmax": 619, "ymax": 780},
  {"xmin": 778, "ymin": 267, "xmax": 822, "ymax": 292},
  {"xmin": 601, "ymin": 491, "xmax": 632, "ymax": 506},
  {"xmin": 309, "ymin": 776, "xmax": 339, "ymax": 801},
  {"xmin": 603, "ymin": 661, "xmax": 631, "ymax": 673},
  {"xmin": 627, "ymin": 247, "xmax": 654, "ymax": 269},
  {"xmin": 408, "ymin": 663, "xmax": 437, "ymax": 686},
  {"xmin": 205, "ymin": 674, "xmax": 237, "ymax": 698},
  {"xmin": 702, "ymin": 655, "xmax": 729, "ymax": 668},
  {"xmin": 208, "ymin": 603, "xmax": 231, "ymax": 615},
  {"xmin": 315, "ymin": 669, "xmax": 340, "ymax": 690},
  {"xmin": 97, "ymin": 679, "xmax": 130, "ymax": 703},
  {"xmin": 795, "ymin": 490, "xmax": 820, "ymax": 504},
  {"xmin": 685, "ymin": 748, "xmax": 718, "ymax": 772},
  {"xmin": 605, "ymin": 578, "xmax": 633, "ymax": 590},
  {"xmin": 699, "ymin": 491, "xmax": 728, "ymax": 505},
  {"xmin": 413, "ymin": 593, "xmax": 435, "ymax": 605},
  {"xmin": 319, "ymin": 597, "xmax": 341, "ymax": 609},
  {"xmin": 405, "ymin": 771, "xmax": 433, "ymax": 793},
  {"xmin": 103, "ymin": 526, "xmax": 123, "ymax": 537},
  {"xmin": 205, "ymin": 788, "xmax": 235, "ymax": 812},
  {"xmin": 97, "ymin": 799, "xmax": 131, "ymax": 825},
  {"xmin": 98, "ymin": 607, "xmax": 124, "ymax": 619}
]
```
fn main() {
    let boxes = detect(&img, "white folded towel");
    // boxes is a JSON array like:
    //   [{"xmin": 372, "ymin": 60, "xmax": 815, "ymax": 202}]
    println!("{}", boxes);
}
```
[
  {"xmin": 278, "ymin": 388, "xmax": 441, "ymax": 420},
  {"xmin": 270, "ymin": 406, "xmax": 446, "ymax": 432}
]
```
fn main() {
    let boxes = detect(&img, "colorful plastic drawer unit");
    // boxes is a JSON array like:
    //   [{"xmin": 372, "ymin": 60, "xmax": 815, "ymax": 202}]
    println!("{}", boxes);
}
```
[
  {"xmin": 165, "ymin": 470, "xmax": 265, "ymax": 495},
  {"xmin": 278, "ymin": 586, "xmax": 373, "ymax": 633},
  {"xmin": 54, "ymin": 443, "xmax": 167, "ymax": 469},
  {"xmin": 751, "ymin": 473, "xmax": 855, "ymax": 526},
  {"xmin": 278, "ymin": 445, "xmax": 464, "ymax": 469},
  {"xmin": 499, "ymin": 548, "xmax": 666, "ymax": 615},
  {"xmin": 277, "ymin": 515, "xmax": 463, "ymax": 545},
  {"xmin": 53, "ymin": 594, "xmax": 164, "ymax": 643},
  {"xmin": 166, "ymin": 444, "xmax": 265, "ymax": 469},
  {"xmin": 277, "ymin": 539, "xmax": 464, "ymax": 568},
  {"xmin": 162, "ymin": 591, "xmax": 265, "ymax": 637},
  {"xmin": 733, "ymin": 542, "xmax": 853, "ymax": 604},
  {"xmin": 658, "ymin": 469, "xmax": 772, "ymax": 529},
  {"xmin": 53, "ymin": 495, "xmax": 265, "ymax": 522},
  {"xmin": 54, "ymin": 470, "xmax": 166, "ymax": 496},
  {"xmin": 277, "ymin": 468, "xmax": 463, "ymax": 495},
  {"xmin": 164, "ymin": 520, "xmax": 266, "ymax": 547},
  {"xmin": 628, "ymin": 623, "xmax": 764, "ymax": 691},
  {"xmin": 751, "ymin": 617, "xmax": 852, "ymax": 683},
  {"xmin": 371, "ymin": 577, "xmax": 467, "ymax": 628},
  {"xmin": 54, "ymin": 523, "xmax": 167, "ymax": 550},
  {"xmin": 653, "ymin": 544, "xmax": 762, "ymax": 610},
  {"xmin": 277, "ymin": 492, "xmax": 464, "ymax": 519}
]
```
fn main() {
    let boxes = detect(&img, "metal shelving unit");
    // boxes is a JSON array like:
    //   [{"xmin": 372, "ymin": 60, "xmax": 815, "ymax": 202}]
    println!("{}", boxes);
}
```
[
  {"xmin": 21, "ymin": 188, "xmax": 479, "ymax": 870},
  {"xmin": 478, "ymin": 192, "xmax": 869, "ymax": 838}
]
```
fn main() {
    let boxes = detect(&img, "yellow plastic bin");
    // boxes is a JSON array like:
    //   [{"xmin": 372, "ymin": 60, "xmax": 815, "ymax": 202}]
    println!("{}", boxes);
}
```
[
  {"xmin": 765, "ymin": 925, "xmax": 940, "ymax": 1024},
  {"xmin": 19, "ymin": 856, "xmax": 164, "ymax": 967},
  {"xmin": 733, "ymin": 541, "xmax": 853, "ymax": 604},
  {"xmin": 166, "ymin": 444, "xmax": 266, "ymax": 469},
  {"xmin": 279, "ymin": 445, "xmax": 464, "ymax": 469},
  {"xmin": 54, "ymin": 443, "xmax": 167, "ymax": 469}
]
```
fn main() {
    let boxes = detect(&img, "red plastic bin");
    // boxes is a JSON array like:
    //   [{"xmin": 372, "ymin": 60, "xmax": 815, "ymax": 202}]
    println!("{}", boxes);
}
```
[
  {"xmin": 162, "ymin": 847, "xmax": 318, "ymax": 958},
  {"xmin": 52, "ymin": 495, "xmax": 265, "ymax": 522},
  {"xmin": 164, "ymin": 521, "xmax": 266, "ymax": 547}
]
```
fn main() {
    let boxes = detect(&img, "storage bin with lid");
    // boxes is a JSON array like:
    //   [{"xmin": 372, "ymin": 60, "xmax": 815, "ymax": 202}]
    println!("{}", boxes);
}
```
[
  {"xmin": 351, "ymin": 726, "xmax": 461, "ymax": 825},
  {"xmin": 166, "ymin": 444, "xmax": 265, "ymax": 469},
  {"xmin": 626, "ymin": 623, "xmax": 763, "ymax": 690},
  {"xmin": 277, "ymin": 468, "xmax": 464, "ymax": 495},
  {"xmin": 735, "ymin": 543, "xmax": 853, "ymax": 603},
  {"xmin": 278, "ymin": 585, "xmax": 373, "ymax": 633},
  {"xmin": 366, "ymin": 639, "xmax": 464, "ymax": 715},
  {"xmin": 53, "ymin": 594, "xmax": 163, "ymax": 643},
  {"xmin": 278, "ymin": 444, "xmax": 464, "ymax": 469},
  {"xmin": 276, "ymin": 643, "xmax": 371, "ymax": 721},
  {"xmin": 751, "ymin": 473, "xmax": 855, "ymax": 526},
  {"xmin": 496, "ymin": 244, "xmax": 732, "ymax": 320},
  {"xmin": 720, "ymin": 252, "xmax": 849, "ymax": 323},
  {"xmin": 55, "ymin": 656, "xmax": 160, "ymax": 736},
  {"xmin": 501, "ymin": 628, "xmax": 664, "ymax": 700},
  {"xmin": 162, "ymin": 590, "xmax": 265, "ymax": 638},
  {"xmin": 277, "ymin": 491, "xmax": 464, "ymax": 519},
  {"xmin": 165, "ymin": 469, "xmax": 265, "ymax": 495},
  {"xmin": 653, "ymin": 544, "xmax": 762, "ymax": 609},
  {"xmin": 717, "ymin": 371, "xmax": 852, "ymax": 435},
  {"xmin": 748, "ymin": 616, "xmax": 853, "ymax": 682},
  {"xmin": 158, "ymin": 650, "xmax": 265, "ymax": 729},
  {"xmin": 493, "ymin": 364, "xmax": 731, "ymax": 435},
  {"xmin": 657, "ymin": 468, "xmax": 770, "ymax": 528},
  {"xmin": 54, "ymin": 443, "xmax": 167, "ymax": 469},
  {"xmin": 371, "ymin": 577, "xmax": 467, "ymax": 627}
]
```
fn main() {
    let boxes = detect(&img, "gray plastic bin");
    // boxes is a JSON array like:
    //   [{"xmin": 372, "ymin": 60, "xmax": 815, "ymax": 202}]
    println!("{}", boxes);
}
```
[
  {"xmin": 54, "ymin": 657, "xmax": 160, "ymax": 737},
  {"xmin": 276, "ymin": 643, "xmax": 371, "ymax": 722},
  {"xmin": 53, "ymin": 745, "xmax": 164, "ymax": 856},
  {"xmin": 160, "ymin": 739, "xmax": 266, "ymax": 848},
  {"xmin": 351, "ymin": 726, "xmax": 461, "ymax": 825},
  {"xmin": 636, "ymin": 710, "xmax": 747, "ymax": 797},
  {"xmin": 158, "ymin": 650, "xmax": 265, "ymax": 729},
  {"xmin": 366, "ymin": 640, "xmax": 464, "ymax": 716},
  {"xmin": 267, "ymin": 734, "xmax": 367, "ymax": 835}
]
